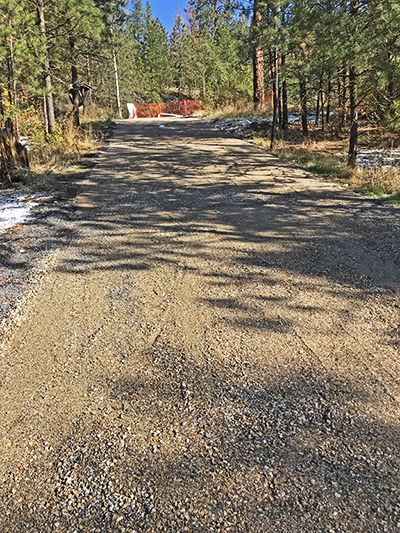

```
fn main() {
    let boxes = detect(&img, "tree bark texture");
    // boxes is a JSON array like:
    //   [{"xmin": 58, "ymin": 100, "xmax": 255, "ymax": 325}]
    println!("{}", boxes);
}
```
[
  {"xmin": 253, "ymin": 7, "xmax": 264, "ymax": 109},
  {"xmin": 338, "ymin": 64, "xmax": 347, "ymax": 129},
  {"xmin": 270, "ymin": 47, "xmax": 279, "ymax": 150},
  {"xmin": 70, "ymin": 37, "xmax": 80, "ymax": 127},
  {"xmin": 37, "ymin": 0, "xmax": 56, "ymax": 135},
  {"xmin": 347, "ymin": 64, "xmax": 358, "ymax": 167},
  {"xmin": 300, "ymin": 79, "xmax": 308, "ymax": 137},
  {"xmin": 326, "ymin": 79, "xmax": 331, "ymax": 124},
  {"xmin": 8, "ymin": 29, "xmax": 19, "ymax": 136},
  {"xmin": 320, "ymin": 88, "xmax": 325, "ymax": 130},
  {"xmin": 347, "ymin": 0, "xmax": 359, "ymax": 167},
  {"xmin": 282, "ymin": 79, "xmax": 288, "ymax": 130},
  {"xmin": 112, "ymin": 45, "xmax": 122, "ymax": 118},
  {"xmin": 315, "ymin": 91, "xmax": 320, "ymax": 125}
]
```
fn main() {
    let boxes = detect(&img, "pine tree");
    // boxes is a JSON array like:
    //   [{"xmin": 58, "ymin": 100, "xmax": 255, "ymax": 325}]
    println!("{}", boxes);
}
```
[
  {"xmin": 0, "ymin": 0, "xmax": 43, "ymax": 132},
  {"xmin": 94, "ymin": 0, "xmax": 129, "ymax": 117},
  {"xmin": 140, "ymin": 2, "xmax": 175, "ymax": 101}
]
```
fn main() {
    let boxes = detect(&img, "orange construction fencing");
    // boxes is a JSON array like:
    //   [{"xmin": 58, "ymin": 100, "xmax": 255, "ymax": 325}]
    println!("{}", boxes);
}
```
[{"xmin": 127, "ymin": 100, "xmax": 203, "ymax": 119}]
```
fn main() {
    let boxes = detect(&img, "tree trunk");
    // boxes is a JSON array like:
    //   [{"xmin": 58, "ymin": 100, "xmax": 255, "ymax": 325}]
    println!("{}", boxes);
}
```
[
  {"xmin": 8, "ymin": 31, "xmax": 19, "ymax": 137},
  {"xmin": 282, "ymin": 79, "xmax": 288, "ymax": 130},
  {"xmin": 326, "ymin": 79, "xmax": 331, "ymax": 124},
  {"xmin": 339, "ymin": 64, "xmax": 347, "ymax": 129},
  {"xmin": 37, "ymin": 0, "xmax": 56, "ymax": 135},
  {"xmin": 337, "ymin": 76, "xmax": 342, "ymax": 129},
  {"xmin": 320, "ymin": 89, "xmax": 325, "ymax": 130},
  {"xmin": 6, "ymin": 57, "xmax": 12, "ymax": 112},
  {"xmin": 347, "ymin": 0, "xmax": 359, "ymax": 167},
  {"xmin": 300, "ymin": 79, "xmax": 308, "ymax": 137},
  {"xmin": 315, "ymin": 91, "xmax": 320, "ymax": 126},
  {"xmin": 69, "ymin": 37, "xmax": 80, "ymax": 126},
  {"xmin": 253, "ymin": 47, "xmax": 264, "ymax": 108},
  {"xmin": 278, "ymin": 80, "xmax": 282, "ymax": 127},
  {"xmin": 43, "ymin": 95, "xmax": 48, "ymax": 134},
  {"xmin": 270, "ymin": 47, "xmax": 279, "ymax": 150},
  {"xmin": 347, "ymin": 65, "xmax": 358, "ymax": 167},
  {"xmin": 253, "ymin": 6, "xmax": 264, "ymax": 109},
  {"xmin": 112, "ymin": 45, "xmax": 122, "ymax": 118},
  {"xmin": 85, "ymin": 56, "xmax": 93, "ymax": 108},
  {"xmin": 213, "ymin": 0, "xmax": 218, "ymax": 34}
]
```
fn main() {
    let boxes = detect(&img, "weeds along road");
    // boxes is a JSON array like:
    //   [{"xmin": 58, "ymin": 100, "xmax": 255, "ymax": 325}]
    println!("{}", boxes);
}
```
[{"xmin": 0, "ymin": 118, "xmax": 399, "ymax": 532}]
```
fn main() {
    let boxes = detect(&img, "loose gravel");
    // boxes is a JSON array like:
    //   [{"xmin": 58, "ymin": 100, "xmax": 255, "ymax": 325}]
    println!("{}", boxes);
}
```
[{"xmin": 0, "ymin": 118, "xmax": 399, "ymax": 532}]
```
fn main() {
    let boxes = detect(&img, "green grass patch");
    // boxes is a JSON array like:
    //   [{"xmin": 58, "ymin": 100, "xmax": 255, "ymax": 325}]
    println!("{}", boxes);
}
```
[
  {"xmin": 351, "ymin": 185, "xmax": 400, "ymax": 206},
  {"xmin": 270, "ymin": 147, "xmax": 344, "ymax": 179},
  {"xmin": 387, "ymin": 192, "xmax": 400, "ymax": 206}
]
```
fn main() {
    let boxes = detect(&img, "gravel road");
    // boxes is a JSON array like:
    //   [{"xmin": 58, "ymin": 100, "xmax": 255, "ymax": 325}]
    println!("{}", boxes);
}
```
[{"xmin": 0, "ymin": 118, "xmax": 399, "ymax": 532}]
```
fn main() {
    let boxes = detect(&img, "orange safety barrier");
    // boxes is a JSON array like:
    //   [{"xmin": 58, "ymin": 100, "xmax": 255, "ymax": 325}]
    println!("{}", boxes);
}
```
[{"xmin": 127, "ymin": 100, "xmax": 202, "ymax": 119}]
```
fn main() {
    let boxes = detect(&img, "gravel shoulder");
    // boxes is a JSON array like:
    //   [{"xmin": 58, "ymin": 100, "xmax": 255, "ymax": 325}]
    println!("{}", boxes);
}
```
[{"xmin": 0, "ymin": 118, "xmax": 399, "ymax": 532}]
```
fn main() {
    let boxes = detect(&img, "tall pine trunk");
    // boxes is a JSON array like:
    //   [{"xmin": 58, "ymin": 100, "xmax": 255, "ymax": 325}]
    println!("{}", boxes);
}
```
[
  {"xmin": 8, "ymin": 26, "xmax": 19, "ymax": 136},
  {"xmin": 270, "ymin": 46, "xmax": 279, "ymax": 150},
  {"xmin": 253, "ymin": 5, "xmax": 264, "ymax": 109},
  {"xmin": 326, "ymin": 79, "xmax": 331, "ymax": 124},
  {"xmin": 300, "ymin": 79, "xmax": 308, "ymax": 137},
  {"xmin": 112, "ymin": 45, "xmax": 122, "ymax": 118},
  {"xmin": 315, "ymin": 91, "xmax": 320, "ymax": 125},
  {"xmin": 280, "ymin": 11, "xmax": 288, "ymax": 130},
  {"xmin": 320, "ymin": 89, "xmax": 325, "ymax": 130},
  {"xmin": 85, "ymin": 56, "xmax": 93, "ymax": 109},
  {"xmin": 110, "ymin": 27, "xmax": 122, "ymax": 118},
  {"xmin": 69, "ymin": 37, "xmax": 80, "ymax": 127},
  {"xmin": 282, "ymin": 79, "xmax": 288, "ymax": 130},
  {"xmin": 338, "ymin": 64, "xmax": 347, "ymax": 130},
  {"xmin": 37, "ymin": 0, "xmax": 56, "ymax": 135},
  {"xmin": 347, "ymin": 64, "xmax": 358, "ymax": 167},
  {"xmin": 347, "ymin": 0, "xmax": 359, "ymax": 167},
  {"xmin": 278, "ymin": 80, "xmax": 282, "ymax": 127}
]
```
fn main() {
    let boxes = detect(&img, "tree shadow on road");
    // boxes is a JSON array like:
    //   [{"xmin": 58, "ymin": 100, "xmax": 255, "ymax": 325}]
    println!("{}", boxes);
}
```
[{"xmin": 39, "ymin": 120, "xmax": 399, "ymax": 365}]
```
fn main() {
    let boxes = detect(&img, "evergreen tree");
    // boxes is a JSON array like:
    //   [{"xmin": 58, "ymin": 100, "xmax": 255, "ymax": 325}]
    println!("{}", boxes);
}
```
[
  {"xmin": 140, "ymin": 3, "xmax": 175, "ymax": 101},
  {"xmin": 0, "ymin": 0, "xmax": 43, "ymax": 132}
]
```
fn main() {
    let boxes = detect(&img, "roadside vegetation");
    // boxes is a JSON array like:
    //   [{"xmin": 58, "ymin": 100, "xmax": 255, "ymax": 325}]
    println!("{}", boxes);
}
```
[
  {"xmin": 24, "ymin": 113, "xmax": 112, "ymax": 173},
  {"xmin": 267, "ymin": 123, "xmax": 400, "ymax": 206}
]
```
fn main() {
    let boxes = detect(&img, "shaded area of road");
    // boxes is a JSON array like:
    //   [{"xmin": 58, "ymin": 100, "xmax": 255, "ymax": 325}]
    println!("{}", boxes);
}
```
[{"xmin": 0, "ymin": 119, "xmax": 399, "ymax": 532}]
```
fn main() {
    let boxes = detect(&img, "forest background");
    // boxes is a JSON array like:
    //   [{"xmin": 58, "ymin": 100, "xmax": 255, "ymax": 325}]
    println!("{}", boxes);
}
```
[{"xmin": 1, "ymin": 0, "xmax": 400, "ymax": 202}]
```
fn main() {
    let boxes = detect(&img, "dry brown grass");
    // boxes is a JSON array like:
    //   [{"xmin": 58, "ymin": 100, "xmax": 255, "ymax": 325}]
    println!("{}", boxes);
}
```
[
  {"xmin": 343, "ymin": 165, "xmax": 400, "ymax": 196},
  {"xmin": 28, "ymin": 115, "xmax": 110, "ymax": 174},
  {"xmin": 261, "ymin": 122, "xmax": 400, "ymax": 204}
]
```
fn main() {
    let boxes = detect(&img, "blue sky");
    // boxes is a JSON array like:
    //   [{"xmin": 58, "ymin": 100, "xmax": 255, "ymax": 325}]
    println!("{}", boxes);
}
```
[{"xmin": 148, "ymin": 1, "xmax": 188, "ymax": 33}]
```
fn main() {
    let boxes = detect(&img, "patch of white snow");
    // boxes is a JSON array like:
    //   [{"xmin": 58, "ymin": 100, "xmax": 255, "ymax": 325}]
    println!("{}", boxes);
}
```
[{"xmin": 0, "ymin": 194, "xmax": 40, "ymax": 233}]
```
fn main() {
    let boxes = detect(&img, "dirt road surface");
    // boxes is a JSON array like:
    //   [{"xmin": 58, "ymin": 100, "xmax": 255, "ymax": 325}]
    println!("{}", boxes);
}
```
[{"xmin": 0, "ymin": 119, "xmax": 399, "ymax": 532}]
